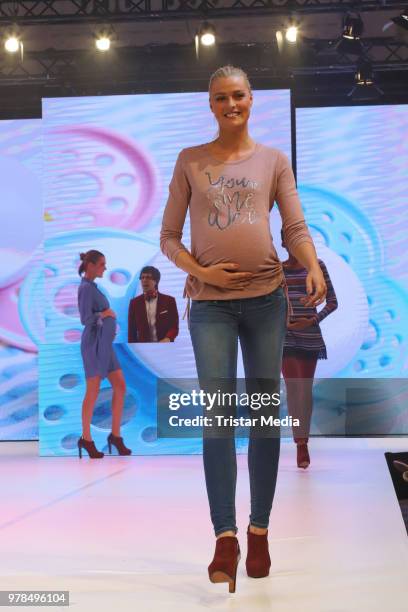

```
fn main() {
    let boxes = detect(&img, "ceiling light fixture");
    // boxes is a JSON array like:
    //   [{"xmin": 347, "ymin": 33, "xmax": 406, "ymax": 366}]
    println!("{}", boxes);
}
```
[
  {"xmin": 337, "ymin": 13, "xmax": 364, "ymax": 56},
  {"xmin": 94, "ymin": 25, "xmax": 115, "ymax": 52},
  {"xmin": 348, "ymin": 61, "xmax": 383, "ymax": 101},
  {"xmin": 392, "ymin": 10, "xmax": 408, "ymax": 31},
  {"xmin": 285, "ymin": 25, "xmax": 298, "ymax": 44},
  {"xmin": 4, "ymin": 26, "xmax": 23, "ymax": 56},
  {"xmin": 198, "ymin": 22, "xmax": 216, "ymax": 47}
]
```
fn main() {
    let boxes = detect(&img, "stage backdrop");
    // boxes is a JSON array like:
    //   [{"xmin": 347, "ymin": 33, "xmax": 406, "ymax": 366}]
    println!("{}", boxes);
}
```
[
  {"xmin": 2, "ymin": 98, "xmax": 406, "ymax": 448},
  {"xmin": 294, "ymin": 104, "xmax": 408, "ymax": 379},
  {"xmin": 0, "ymin": 119, "xmax": 43, "ymax": 440},
  {"xmin": 39, "ymin": 90, "xmax": 294, "ymax": 455}
]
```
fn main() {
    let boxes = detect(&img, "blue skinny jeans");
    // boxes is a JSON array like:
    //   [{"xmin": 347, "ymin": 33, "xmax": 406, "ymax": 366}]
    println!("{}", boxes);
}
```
[{"xmin": 189, "ymin": 286, "xmax": 287, "ymax": 536}]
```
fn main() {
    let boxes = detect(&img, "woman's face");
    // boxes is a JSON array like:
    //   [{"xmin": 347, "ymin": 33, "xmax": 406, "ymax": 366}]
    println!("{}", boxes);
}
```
[
  {"xmin": 88, "ymin": 256, "xmax": 106, "ymax": 278},
  {"xmin": 209, "ymin": 75, "xmax": 253, "ymax": 132}
]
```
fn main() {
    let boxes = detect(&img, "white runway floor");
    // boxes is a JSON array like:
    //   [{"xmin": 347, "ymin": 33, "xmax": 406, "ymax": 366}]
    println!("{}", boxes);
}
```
[{"xmin": 1, "ymin": 438, "xmax": 408, "ymax": 612}]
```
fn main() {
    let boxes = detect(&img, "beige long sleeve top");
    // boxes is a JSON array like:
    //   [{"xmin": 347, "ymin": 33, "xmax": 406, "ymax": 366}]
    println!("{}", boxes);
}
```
[{"xmin": 160, "ymin": 142, "xmax": 313, "ymax": 300}]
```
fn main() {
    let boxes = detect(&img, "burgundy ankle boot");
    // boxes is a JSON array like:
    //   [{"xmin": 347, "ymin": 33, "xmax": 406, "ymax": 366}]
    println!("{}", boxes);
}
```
[
  {"xmin": 246, "ymin": 527, "xmax": 271, "ymax": 578},
  {"xmin": 208, "ymin": 536, "xmax": 240, "ymax": 593}
]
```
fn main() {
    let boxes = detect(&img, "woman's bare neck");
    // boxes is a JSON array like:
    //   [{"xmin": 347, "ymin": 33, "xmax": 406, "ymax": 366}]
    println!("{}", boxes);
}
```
[{"xmin": 207, "ymin": 132, "xmax": 256, "ymax": 161}]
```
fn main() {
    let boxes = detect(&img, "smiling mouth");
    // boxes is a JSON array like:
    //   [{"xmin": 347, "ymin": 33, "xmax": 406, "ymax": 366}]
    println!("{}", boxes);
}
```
[{"xmin": 224, "ymin": 112, "xmax": 241, "ymax": 118}]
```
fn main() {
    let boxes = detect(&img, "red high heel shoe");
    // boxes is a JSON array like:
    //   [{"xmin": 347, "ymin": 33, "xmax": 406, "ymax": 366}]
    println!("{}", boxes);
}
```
[
  {"xmin": 297, "ymin": 442, "xmax": 310, "ymax": 469},
  {"xmin": 107, "ymin": 433, "xmax": 132, "ymax": 456},
  {"xmin": 208, "ymin": 536, "xmax": 240, "ymax": 593},
  {"xmin": 246, "ymin": 527, "xmax": 271, "ymax": 578},
  {"xmin": 77, "ymin": 437, "xmax": 104, "ymax": 459}
]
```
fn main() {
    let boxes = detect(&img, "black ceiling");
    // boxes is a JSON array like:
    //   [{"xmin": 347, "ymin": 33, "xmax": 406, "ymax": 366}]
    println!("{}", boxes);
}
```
[{"xmin": 0, "ymin": 1, "xmax": 407, "ymax": 116}]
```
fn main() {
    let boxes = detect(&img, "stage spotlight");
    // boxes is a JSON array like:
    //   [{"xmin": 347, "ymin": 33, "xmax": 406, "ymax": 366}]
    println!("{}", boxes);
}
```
[
  {"xmin": 5, "ymin": 35, "xmax": 19, "ymax": 53},
  {"xmin": 392, "ymin": 10, "xmax": 408, "ymax": 31},
  {"xmin": 4, "ymin": 26, "xmax": 22, "ymax": 54},
  {"xmin": 198, "ymin": 22, "xmax": 216, "ymax": 47},
  {"xmin": 342, "ymin": 14, "xmax": 363, "ymax": 40},
  {"xmin": 94, "ymin": 25, "xmax": 114, "ymax": 52},
  {"xmin": 96, "ymin": 36, "xmax": 110, "ymax": 51},
  {"xmin": 383, "ymin": 9, "xmax": 408, "ymax": 43},
  {"xmin": 285, "ymin": 25, "xmax": 298, "ymax": 44},
  {"xmin": 337, "ymin": 13, "xmax": 364, "ymax": 56},
  {"xmin": 348, "ymin": 61, "xmax": 383, "ymax": 101},
  {"xmin": 354, "ymin": 61, "xmax": 374, "ymax": 86}
]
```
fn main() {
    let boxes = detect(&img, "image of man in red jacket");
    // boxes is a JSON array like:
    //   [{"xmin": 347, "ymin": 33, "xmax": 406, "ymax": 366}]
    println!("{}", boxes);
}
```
[{"xmin": 128, "ymin": 266, "xmax": 179, "ymax": 343}]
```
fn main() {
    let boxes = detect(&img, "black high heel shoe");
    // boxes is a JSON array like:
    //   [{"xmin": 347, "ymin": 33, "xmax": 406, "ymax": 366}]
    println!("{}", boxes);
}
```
[
  {"xmin": 78, "ymin": 437, "xmax": 104, "ymax": 459},
  {"xmin": 107, "ymin": 433, "xmax": 132, "ymax": 456}
]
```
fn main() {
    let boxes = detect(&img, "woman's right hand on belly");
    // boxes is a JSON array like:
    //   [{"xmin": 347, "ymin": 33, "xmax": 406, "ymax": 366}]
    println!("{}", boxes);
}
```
[
  {"xmin": 101, "ymin": 308, "xmax": 116, "ymax": 319},
  {"xmin": 200, "ymin": 263, "xmax": 254, "ymax": 290}
]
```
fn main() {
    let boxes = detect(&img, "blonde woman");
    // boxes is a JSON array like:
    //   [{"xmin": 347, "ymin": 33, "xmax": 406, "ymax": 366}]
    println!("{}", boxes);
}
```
[{"xmin": 160, "ymin": 66, "xmax": 326, "ymax": 591}]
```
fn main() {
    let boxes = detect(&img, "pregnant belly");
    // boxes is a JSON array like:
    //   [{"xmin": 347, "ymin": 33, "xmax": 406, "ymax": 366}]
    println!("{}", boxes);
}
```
[
  {"xmin": 101, "ymin": 316, "xmax": 116, "ymax": 342},
  {"xmin": 199, "ymin": 243, "xmax": 280, "ymax": 275},
  {"xmin": 196, "ymin": 223, "xmax": 279, "ymax": 274}
]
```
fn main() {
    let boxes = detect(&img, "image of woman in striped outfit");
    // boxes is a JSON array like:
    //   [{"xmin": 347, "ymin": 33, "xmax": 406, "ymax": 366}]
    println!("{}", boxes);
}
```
[{"xmin": 281, "ymin": 230, "xmax": 338, "ymax": 468}]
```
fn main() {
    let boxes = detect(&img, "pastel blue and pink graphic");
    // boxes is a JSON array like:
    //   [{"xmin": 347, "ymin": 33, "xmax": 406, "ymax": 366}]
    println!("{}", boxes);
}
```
[
  {"xmin": 0, "ymin": 120, "xmax": 42, "ymax": 440},
  {"xmin": 0, "ymin": 94, "xmax": 407, "ymax": 447}
]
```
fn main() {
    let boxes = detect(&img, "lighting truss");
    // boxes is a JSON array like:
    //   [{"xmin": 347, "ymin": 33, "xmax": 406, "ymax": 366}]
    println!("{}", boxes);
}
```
[
  {"xmin": 0, "ymin": 1, "xmax": 408, "ymax": 24},
  {"xmin": 1, "ymin": 39, "xmax": 407, "ymax": 85}
]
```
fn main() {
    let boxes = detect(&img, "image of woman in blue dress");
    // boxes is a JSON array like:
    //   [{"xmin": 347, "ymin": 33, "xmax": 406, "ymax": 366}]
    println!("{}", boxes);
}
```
[{"xmin": 77, "ymin": 250, "xmax": 131, "ymax": 459}]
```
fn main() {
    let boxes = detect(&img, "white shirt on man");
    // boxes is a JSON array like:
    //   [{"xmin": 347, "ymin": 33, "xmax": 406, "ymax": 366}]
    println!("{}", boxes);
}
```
[{"xmin": 145, "ymin": 295, "xmax": 158, "ymax": 342}]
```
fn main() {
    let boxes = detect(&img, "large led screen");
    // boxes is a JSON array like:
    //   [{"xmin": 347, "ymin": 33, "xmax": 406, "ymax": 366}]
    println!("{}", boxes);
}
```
[
  {"xmin": 294, "ymin": 105, "xmax": 408, "ymax": 379},
  {"xmin": 0, "ymin": 119, "xmax": 43, "ymax": 440},
  {"xmin": 39, "ymin": 90, "xmax": 293, "ymax": 455}
]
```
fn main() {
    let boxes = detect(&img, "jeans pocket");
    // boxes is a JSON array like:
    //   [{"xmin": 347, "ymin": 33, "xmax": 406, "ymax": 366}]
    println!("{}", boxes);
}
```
[
  {"xmin": 191, "ymin": 299, "xmax": 210, "ymax": 310},
  {"xmin": 190, "ymin": 299, "xmax": 213, "ymax": 322},
  {"xmin": 263, "ymin": 287, "xmax": 285, "ymax": 302}
]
